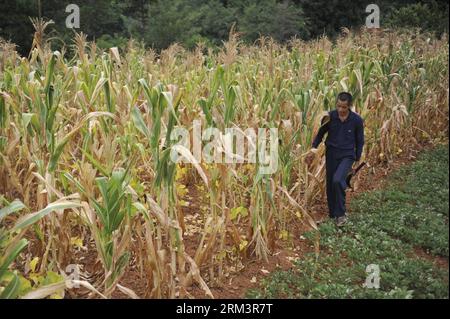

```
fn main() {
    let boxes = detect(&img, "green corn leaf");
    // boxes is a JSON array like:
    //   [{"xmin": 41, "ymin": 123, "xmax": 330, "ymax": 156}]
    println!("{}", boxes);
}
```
[
  {"xmin": 0, "ymin": 199, "xmax": 26, "ymax": 221},
  {"xmin": 82, "ymin": 149, "xmax": 110, "ymax": 177},
  {"xmin": 48, "ymin": 112, "xmax": 115, "ymax": 172},
  {"xmin": 104, "ymin": 79, "xmax": 114, "ymax": 113},
  {"xmin": 198, "ymin": 98, "xmax": 213, "ymax": 126},
  {"xmin": 131, "ymin": 106, "xmax": 151, "ymax": 139},
  {"xmin": 44, "ymin": 52, "xmax": 58, "ymax": 96},
  {"xmin": 0, "ymin": 95, "xmax": 6, "ymax": 129},
  {"xmin": 0, "ymin": 239, "xmax": 28, "ymax": 280},
  {"xmin": 0, "ymin": 272, "xmax": 21, "ymax": 299},
  {"xmin": 62, "ymin": 172, "xmax": 86, "ymax": 194},
  {"xmin": 12, "ymin": 200, "xmax": 81, "ymax": 231}
]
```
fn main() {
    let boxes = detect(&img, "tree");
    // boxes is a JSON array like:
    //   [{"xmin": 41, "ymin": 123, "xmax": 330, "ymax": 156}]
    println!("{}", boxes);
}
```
[
  {"xmin": 120, "ymin": 0, "xmax": 152, "ymax": 37},
  {"xmin": 0, "ymin": 0, "xmax": 38, "ymax": 55},
  {"xmin": 385, "ymin": 0, "xmax": 449, "ymax": 35},
  {"xmin": 237, "ymin": 0, "xmax": 309, "ymax": 43}
]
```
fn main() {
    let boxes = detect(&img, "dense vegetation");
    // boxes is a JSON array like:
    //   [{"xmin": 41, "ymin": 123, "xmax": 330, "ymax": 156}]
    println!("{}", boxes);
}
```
[{"xmin": 0, "ymin": 25, "xmax": 447, "ymax": 298}]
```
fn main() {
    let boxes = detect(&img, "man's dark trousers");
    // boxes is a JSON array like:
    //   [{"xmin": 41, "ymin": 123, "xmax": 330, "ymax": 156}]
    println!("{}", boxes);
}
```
[{"xmin": 326, "ymin": 146, "xmax": 354, "ymax": 218}]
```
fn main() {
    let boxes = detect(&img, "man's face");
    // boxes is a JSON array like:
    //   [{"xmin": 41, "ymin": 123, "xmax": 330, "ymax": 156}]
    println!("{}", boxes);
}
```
[{"xmin": 336, "ymin": 99, "xmax": 350, "ymax": 117}]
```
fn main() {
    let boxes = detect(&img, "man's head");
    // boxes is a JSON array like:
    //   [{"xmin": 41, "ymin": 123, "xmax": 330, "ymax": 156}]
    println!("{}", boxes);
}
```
[{"xmin": 336, "ymin": 92, "xmax": 352, "ymax": 117}]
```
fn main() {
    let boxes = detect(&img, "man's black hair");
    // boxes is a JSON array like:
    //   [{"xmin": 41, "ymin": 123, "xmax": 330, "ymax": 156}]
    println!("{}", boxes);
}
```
[{"xmin": 337, "ymin": 92, "xmax": 353, "ymax": 105}]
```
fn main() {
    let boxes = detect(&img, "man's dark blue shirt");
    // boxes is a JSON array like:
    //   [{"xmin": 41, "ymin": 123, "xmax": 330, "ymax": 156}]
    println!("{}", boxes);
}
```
[{"xmin": 312, "ymin": 109, "xmax": 365, "ymax": 161}]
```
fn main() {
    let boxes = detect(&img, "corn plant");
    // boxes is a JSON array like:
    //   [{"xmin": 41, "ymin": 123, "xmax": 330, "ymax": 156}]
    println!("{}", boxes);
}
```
[{"xmin": 0, "ymin": 197, "xmax": 81, "ymax": 298}]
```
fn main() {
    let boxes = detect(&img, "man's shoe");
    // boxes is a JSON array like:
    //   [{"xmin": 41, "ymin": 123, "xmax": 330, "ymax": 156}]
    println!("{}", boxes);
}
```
[{"xmin": 336, "ymin": 216, "xmax": 347, "ymax": 227}]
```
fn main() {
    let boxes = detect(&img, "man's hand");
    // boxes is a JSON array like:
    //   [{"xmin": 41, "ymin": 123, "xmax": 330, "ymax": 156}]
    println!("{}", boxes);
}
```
[
  {"xmin": 351, "ymin": 160, "xmax": 360, "ymax": 175},
  {"xmin": 305, "ymin": 149, "xmax": 318, "ymax": 166}
]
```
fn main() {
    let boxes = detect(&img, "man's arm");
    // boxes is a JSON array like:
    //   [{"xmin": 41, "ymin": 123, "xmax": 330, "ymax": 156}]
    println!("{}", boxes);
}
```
[
  {"xmin": 355, "ymin": 118, "xmax": 365, "ymax": 162},
  {"xmin": 305, "ymin": 114, "xmax": 330, "ymax": 166},
  {"xmin": 311, "ymin": 121, "xmax": 330, "ymax": 148}
]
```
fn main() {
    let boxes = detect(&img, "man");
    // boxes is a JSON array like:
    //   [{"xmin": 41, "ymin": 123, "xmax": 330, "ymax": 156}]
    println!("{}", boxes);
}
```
[{"xmin": 305, "ymin": 92, "xmax": 365, "ymax": 227}]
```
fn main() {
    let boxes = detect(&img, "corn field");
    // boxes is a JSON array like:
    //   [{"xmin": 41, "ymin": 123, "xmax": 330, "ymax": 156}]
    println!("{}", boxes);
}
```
[{"xmin": 0, "ymin": 23, "xmax": 448, "ymax": 299}]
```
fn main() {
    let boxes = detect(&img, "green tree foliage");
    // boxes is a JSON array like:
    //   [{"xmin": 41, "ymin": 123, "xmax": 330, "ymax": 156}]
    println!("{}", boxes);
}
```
[
  {"xmin": 385, "ymin": 0, "xmax": 449, "ymax": 35},
  {"xmin": 142, "ymin": 0, "xmax": 204, "ymax": 49},
  {"xmin": 236, "ymin": 0, "xmax": 309, "ymax": 43},
  {"xmin": 0, "ymin": 0, "xmax": 448, "ymax": 56},
  {"xmin": 298, "ymin": 0, "xmax": 372, "ymax": 38},
  {"xmin": 0, "ymin": 0, "xmax": 37, "ymax": 54}
]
